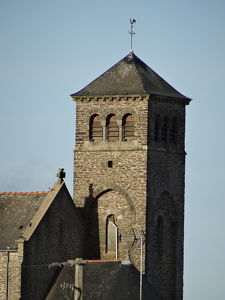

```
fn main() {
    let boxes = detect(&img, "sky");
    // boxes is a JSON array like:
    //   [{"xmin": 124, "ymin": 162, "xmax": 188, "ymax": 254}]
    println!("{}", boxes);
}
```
[{"xmin": 1, "ymin": 1, "xmax": 225, "ymax": 299}]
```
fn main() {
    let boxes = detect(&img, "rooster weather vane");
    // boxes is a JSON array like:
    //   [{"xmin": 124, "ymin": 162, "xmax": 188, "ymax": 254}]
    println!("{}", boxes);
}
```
[{"xmin": 129, "ymin": 19, "xmax": 136, "ymax": 52}]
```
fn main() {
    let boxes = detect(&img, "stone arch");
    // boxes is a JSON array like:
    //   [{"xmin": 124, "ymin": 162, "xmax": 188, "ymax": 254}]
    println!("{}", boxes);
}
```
[
  {"xmin": 101, "ymin": 107, "xmax": 120, "ymax": 121},
  {"xmin": 152, "ymin": 191, "xmax": 176, "ymax": 224},
  {"xmin": 117, "ymin": 107, "xmax": 139, "ymax": 122},
  {"xmin": 153, "ymin": 109, "xmax": 164, "ymax": 122},
  {"xmin": 92, "ymin": 182, "xmax": 136, "ymax": 223},
  {"xmin": 84, "ymin": 107, "xmax": 104, "ymax": 124},
  {"xmin": 149, "ymin": 191, "xmax": 177, "ymax": 299}
]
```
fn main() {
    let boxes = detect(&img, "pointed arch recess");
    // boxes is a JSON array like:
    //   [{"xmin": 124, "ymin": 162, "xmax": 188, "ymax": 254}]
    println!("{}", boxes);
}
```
[
  {"xmin": 92, "ymin": 182, "xmax": 136, "ymax": 223},
  {"xmin": 152, "ymin": 191, "xmax": 177, "ymax": 224}
]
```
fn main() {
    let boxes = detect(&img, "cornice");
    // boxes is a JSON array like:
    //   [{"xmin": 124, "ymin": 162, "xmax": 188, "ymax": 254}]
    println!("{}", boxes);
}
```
[
  {"xmin": 71, "ymin": 94, "xmax": 149, "ymax": 102},
  {"xmin": 71, "ymin": 93, "xmax": 191, "ymax": 105}
]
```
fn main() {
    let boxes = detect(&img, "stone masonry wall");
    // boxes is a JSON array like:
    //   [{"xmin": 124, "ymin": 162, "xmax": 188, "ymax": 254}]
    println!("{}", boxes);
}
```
[
  {"xmin": 73, "ymin": 94, "xmax": 188, "ymax": 299},
  {"xmin": 21, "ymin": 185, "xmax": 84, "ymax": 300},
  {"xmin": 146, "ymin": 98, "xmax": 187, "ymax": 300},
  {"xmin": 0, "ymin": 242, "xmax": 23, "ymax": 300},
  {"xmin": 73, "ymin": 95, "xmax": 149, "ymax": 271}
]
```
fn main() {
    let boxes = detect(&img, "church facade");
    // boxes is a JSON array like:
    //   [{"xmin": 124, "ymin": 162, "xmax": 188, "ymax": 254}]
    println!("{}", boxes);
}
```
[{"xmin": 71, "ymin": 51, "xmax": 191, "ymax": 300}]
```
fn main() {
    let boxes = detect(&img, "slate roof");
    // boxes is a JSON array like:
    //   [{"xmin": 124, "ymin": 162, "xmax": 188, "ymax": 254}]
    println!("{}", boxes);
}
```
[
  {"xmin": 0, "ymin": 192, "xmax": 48, "ymax": 249},
  {"xmin": 45, "ymin": 260, "xmax": 164, "ymax": 300},
  {"xmin": 72, "ymin": 51, "xmax": 190, "ymax": 101},
  {"xmin": 83, "ymin": 261, "xmax": 164, "ymax": 300}
]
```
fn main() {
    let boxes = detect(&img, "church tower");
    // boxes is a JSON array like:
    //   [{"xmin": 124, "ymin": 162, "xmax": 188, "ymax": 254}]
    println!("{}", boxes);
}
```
[{"xmin": 71, "ymin": 52, "xmax": 191, "ymax": 300}]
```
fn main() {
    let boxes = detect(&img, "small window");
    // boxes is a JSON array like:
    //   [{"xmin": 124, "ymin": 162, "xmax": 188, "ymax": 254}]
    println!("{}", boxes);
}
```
[
  {"xmin": 122, "ymin": 114, "xmax": 134, "ymax": 141},
  {"xmin": 106, "ymin": 114, "xmax": 119, "ymax": 142},
  {"xmin": 108, "ymin": 161, "xmax": 113, "ymax": 168},
  {"xmin": 89, "ymin": 114, "xmax": 103, "ymax": 142}
]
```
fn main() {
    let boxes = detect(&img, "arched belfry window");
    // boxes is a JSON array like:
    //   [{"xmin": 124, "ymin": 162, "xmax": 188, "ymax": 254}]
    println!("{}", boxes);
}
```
[
  {"xmin": 154, "ymin": 115, "xmax": 161, "ymax": 142},
  {"xmin": 170, "ymin": 117, "xmax": 178, "ymax": 144},
  {"xmin": 106, "ymin": 214, "xmax": 118, "ymax": 255},
  {"xmin": 106, "ymin": 114, "xmax": 119, "ymax": 142},
  {"xmin": 122, "ymin": 113, "xmax": 134, "ymax": 141},
  {"xmin": 161, "ymin": 116, "xmax": 169, "ymax": 143},
  {"xmin": 89, "ymin": 114, "xmax": 103, "ymax": 142},
  {"xmin": 157, "ymin": 215, "xmax": 163, "ymax": 256}
]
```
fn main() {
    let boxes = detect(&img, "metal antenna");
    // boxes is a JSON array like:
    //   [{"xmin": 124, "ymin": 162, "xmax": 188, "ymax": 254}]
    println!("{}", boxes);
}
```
[{"xmin": 129, "ymin": 19, "xmax": 136, "ymax": 52}]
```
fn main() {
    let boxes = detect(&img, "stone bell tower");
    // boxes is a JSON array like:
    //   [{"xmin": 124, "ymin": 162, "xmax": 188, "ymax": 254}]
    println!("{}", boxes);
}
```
[{"xmin": 71, "ymin": 51, "xmax": 191, "ymax": 300}]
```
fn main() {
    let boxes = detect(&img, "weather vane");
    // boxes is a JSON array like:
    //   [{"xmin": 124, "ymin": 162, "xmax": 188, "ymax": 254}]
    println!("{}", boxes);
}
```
[{"xmin": 129, "ymin": 19, "xmax": 136, "ymax": 52}]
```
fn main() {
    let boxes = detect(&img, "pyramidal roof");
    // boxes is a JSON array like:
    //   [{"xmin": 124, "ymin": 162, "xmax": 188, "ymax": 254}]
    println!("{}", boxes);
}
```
[{"xmin": 72, "ymin": 52, "xmax": 190, "ymax": 100}]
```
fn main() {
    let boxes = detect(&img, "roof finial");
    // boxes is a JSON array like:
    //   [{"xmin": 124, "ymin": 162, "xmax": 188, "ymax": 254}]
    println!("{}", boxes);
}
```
[{"xmin": 129, "ymin": 19, "xmax": 136, "ymax": 53}]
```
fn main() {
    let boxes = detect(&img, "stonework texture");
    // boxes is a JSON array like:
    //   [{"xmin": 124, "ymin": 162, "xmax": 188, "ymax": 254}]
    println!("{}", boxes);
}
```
[
  {"xmin": 0, "ymin": 185, "xmax": 84, "ymax": 300},
  {"xmin": 21, "ymin": 186, "xmax": 84, "ymax": 299},
  {"xmin": 73, "ymin": 96, "xmax": 148, "ymax": 271},
  {"xmin": 0, "ymin": 247, "xmax": 23, "ymax": 300},
  {"xmin": 73, "ymin": 94, "xmax": 189, "ymax": 300},
  {"xmin": 146, "ymin": 99, "xmax": 186, "ymax": 300}
]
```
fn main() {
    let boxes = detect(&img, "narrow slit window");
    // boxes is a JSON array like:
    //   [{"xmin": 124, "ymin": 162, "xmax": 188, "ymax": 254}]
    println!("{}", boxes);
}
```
[
  {"xmin": 157, "ymin": 215, "xmax": 163, "ymax": 256},
  {"xmin": 108, "ymin": 161, "xmax": 113, "ymax": 168},
  {"xmin": 106, "ymin": 214, "xmax": 117, "ymax": 255}
]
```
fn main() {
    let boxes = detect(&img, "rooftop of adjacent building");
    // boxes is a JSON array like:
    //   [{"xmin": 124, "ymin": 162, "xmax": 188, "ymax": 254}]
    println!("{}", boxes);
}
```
[
  {"xmin": 0, "ymin": 168, "xmax": 67, "ymax": 250},
  {"xmin": 0, "ymin": 191, "xmax": 49, "ymax": 195},
  {"xmin": 46, "ymin": 259, "xmax": 164, "ymax": 300}
]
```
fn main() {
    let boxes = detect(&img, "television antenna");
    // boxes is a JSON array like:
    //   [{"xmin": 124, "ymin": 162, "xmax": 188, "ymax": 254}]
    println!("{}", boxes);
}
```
[{"xmin": 120, "ymin": 227, "xmax": 145, "ymax": 300}]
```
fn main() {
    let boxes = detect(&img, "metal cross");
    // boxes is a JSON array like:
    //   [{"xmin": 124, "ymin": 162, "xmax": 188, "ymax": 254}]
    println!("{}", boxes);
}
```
[{"xmin": 129, "ymin": 19, "xmax": 136, "ymax": 52}]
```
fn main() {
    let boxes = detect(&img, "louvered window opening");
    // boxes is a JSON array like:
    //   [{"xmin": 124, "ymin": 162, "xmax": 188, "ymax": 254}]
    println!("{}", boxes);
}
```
[
  {"xmin": 161, "ymin": 117, "xmax": 169, "ymax": 143},
  {"xmin": 154, "ymin": 115, "xmax": 161, "ymax": 142},
  {"xmin": 161, "ymin": 124, "xmax": 167, "ymax": 142},
  {"xmin": 90, "ymin": 115, "xmax": 103, "ymax": 142},
  {"xmin": 123, "ymin": 114, "xmax": 134, "ymax": 141},
  {"xmin": 170, "ymin": 118, "xmax": 178, "ymax": 144},
  {"xmin": 107, "ymin": 115, "xmax": 119, "ymax": 142}
]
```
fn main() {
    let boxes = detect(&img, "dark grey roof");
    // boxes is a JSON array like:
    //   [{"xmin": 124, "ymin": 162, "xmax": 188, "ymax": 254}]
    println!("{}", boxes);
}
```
[
  {"xmin": 72, "ymin": 52, "xmax": 190, "ymax": 100},
  {"xmin": 0, "ymin": 192, "xmax": 48, "ymax": 249},
  {"xmin": 45, "ymin": 265, "xmax": 75, "ymax": 300},
  {"xmin": 45, "ymin": 261, "xmax": 164, "ymax": 300},
  {"xmin": 83, "ymin": 261, "xmax": 164, "ymax": 300}
]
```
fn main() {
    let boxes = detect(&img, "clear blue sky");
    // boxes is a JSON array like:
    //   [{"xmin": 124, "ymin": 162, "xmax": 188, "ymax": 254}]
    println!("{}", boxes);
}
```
[{"xmin": 1, "ymin": 1, "xmax": 225, "ymax": 299}]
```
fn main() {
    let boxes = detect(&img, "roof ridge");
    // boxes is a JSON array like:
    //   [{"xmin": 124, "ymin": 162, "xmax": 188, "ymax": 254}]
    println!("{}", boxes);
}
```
[
  {"xmin": 131, "ymin": 53, "xmax": 149, "ymax": 93},
  {"xmin": 0, "ymin": 191, "xmax": 49, "ymax": 195}
]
